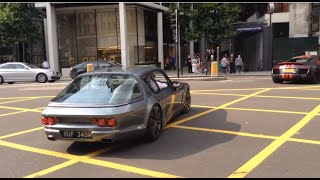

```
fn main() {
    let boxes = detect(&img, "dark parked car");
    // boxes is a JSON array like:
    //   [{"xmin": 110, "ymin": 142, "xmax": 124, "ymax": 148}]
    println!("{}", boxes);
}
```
[
  {"xmin": 69, "ymin": 60, "xmax": 122, "ymax": 79},
  {"xmin": 272, "ymin": 55, "xmax": 320, "ymax": 84},
  {"xmin": 41, "ymin": 67, "xmax": 191, "ymax": 143}
]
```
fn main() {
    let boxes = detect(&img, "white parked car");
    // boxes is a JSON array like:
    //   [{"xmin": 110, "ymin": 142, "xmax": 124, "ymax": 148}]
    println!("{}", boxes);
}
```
[{"xmin": 0, "ymin": 62, "xmax": 60, "ymax": 84}]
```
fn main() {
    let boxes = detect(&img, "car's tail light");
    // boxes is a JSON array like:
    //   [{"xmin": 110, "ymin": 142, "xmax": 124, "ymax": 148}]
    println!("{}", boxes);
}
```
[
  {"xmin": 48, "ymin": 117, "xmax": 55, "ymax": 125},
  {"xmin": 97, "ymin": 119, "xmax": 106, "ymax": 127},
  {"xmin": 107, "ymin": 118, "xmax": 116, "ymax": 127},
  {"xmin": 41, "ymin": 117, "xmax": 48, "ymax": 125},
  {"xmin": 42, "ymin": 117, "xmax": 59, "ymax": 126}
]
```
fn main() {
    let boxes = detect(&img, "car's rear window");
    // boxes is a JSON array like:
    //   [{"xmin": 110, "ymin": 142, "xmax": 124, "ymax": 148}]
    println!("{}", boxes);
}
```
[
  {"xmin": 286, "ymin": 57, "xmax": 313, "ymax": 63},
  {"xmin": 51, "ymin": 74, "xmax": 142, "ymax": 105}
]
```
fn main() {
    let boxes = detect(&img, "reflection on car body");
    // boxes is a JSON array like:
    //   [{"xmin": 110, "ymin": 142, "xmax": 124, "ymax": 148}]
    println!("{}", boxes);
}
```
[{"xmin": 41, "ymin": 67, "xmax": 191, "ymax": 143}]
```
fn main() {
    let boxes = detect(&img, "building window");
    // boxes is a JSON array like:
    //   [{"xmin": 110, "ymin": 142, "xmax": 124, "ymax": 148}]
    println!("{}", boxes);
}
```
[
  {"xmin": 96, "ymin": 8, "xmax": 120, "ymax": 63},
  {"xmin": 312, "ymin": 3, "xmax": 320, "ymax": 33},
  {"xmin": 76, "ymin": 10, "xmax": 98, "ymax": 64},
  {"xmin": 273, "ymin": 23, "xmax": 289, "ymax": 38},
  {"xmin": 144, "ymin": 9, "xmax": 158, "ymax": 63},
  {"xmin": 274, "ymin": 3, "xmax": 289, "ymax": 13},
  {"xmin": 57, "ymin": 11, "xmax": 78, "ymax": 68}
]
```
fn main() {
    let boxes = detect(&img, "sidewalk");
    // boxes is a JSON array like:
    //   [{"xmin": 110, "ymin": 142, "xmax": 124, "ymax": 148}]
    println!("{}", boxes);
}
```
[{"xmin": 59, "ymin": 69, "xmax": 270, "ymax": 82}]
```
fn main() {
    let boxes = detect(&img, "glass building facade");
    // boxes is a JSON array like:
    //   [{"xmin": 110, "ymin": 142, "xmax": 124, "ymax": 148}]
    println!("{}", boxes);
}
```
[{"xmin": 56, "ymin": 5, "xmax": 158, "ymax": 68}]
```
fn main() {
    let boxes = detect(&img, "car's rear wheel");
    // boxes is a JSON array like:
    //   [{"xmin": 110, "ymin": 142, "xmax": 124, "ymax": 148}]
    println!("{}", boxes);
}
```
[
  {"xmin": 182, "ymin": 89, "xmax": 191, "ymax": 114},
  {"xmin": 0, "ymin": 75, "xmax": 3, "ymax": 84},
  {"xmin": 312, "ymin": 70, "xmax": 320, "ymax": 84},
  {"xmin": 272, "ymin": 78, "xmax": 283, "ymax": 83},
  {"xmin": 144, "ymin": 104, "xmax": 162, "ymax": 142},
  {"xmin": 37, "ymin": 73, "xmax": 48, "ymax": 83}
]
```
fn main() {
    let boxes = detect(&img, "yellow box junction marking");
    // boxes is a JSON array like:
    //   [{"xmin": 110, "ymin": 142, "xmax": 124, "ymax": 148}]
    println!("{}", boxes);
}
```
[
  {"xmin": 164, "ymin": 88, "xmax": 272, "ymax": 129},
  {"xmin": 228, "ymin": 104, "xmax": 320, "ymax": 178}
]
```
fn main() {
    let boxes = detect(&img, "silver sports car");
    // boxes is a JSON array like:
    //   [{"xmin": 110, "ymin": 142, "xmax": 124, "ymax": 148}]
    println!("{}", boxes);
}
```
[{"xmin": 41, "ymin": 67, "xmax": 191, "ymax": 142}]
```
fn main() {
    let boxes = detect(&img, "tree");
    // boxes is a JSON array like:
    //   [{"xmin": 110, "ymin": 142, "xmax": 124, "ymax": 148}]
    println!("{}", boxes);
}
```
[
  {"xmin": 168, "ymin": 3, "xmax": 241, "ymax": 48},
  {"xmin": 0, "ymin": 3, "xmax": 43, "ymax": 61}
]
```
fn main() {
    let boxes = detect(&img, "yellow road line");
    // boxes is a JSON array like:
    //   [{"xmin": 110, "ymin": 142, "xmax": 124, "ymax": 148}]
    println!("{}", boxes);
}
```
[
  {"xmin": 0, "ymin": 140, "xmax": 78, "ymax": 159},
  {"xmin": 228, "ymin": 104, "xmax": 320, "ymax": 178},
  {"xmin": 0, "ymin": 110, "xmax": 27, "ymax": 117},
  {"xmin": 173, "ymin": 125, "xmax": 320, "ymax": 146},
  {"xmin": 191, "ymin": 105, "xmax": 309, "ymax": 115},
  {"xmin": 0, "ymin": 127, "xmax": 43, "ymax": 140},
  {"xmin": 164, "ymin": 88, "xmax": 272, "ymax": 129},
  {"xmin": 24, "ymin": 160, "xmax": 79, "ymax": 178},
  {"xmin": 0, "ymin": 96, "xmax": 54, "ymax": 100},
  {"xmin": 24, "ymin": 146, "xmax": 119, "ymax": 178},
  {"xmin": 84, "ymin": 158, "xmax": 182, "ymax": 178},
  {"xmin": 190, "ymin": 85, "xmax": 320, "ymax": 93},
  {"xmin": 0, "ymin": 98, "xmax": 37, "ymax": 105},
  {"xmin": 192, "ymin": 92, "xmax": 320, "ymax": 101},
  {"xmin": 0, "ymin": 139, "xmax": 181, "ymax": 178},
  {"xmin": 0, "ymin": 106, "xmax": 42, "ymax": 113},
  {"xmin": 192, "ymin": 92, "xmax": 247, "ymax": 97},
  {"xmin": 173, "ymin": 125, "xmax": 277, "ymax": 140}
]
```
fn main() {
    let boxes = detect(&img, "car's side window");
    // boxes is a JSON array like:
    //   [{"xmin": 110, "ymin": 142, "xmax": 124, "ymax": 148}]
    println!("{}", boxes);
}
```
[
  {"xmin": 150, "ymin": 70, "xmax": 170, "ymax": 91},
  {"xmin": 14, "ymin": 64, "xmax": 26, "ymax": 69},
  {"xmin": 0, "ymin": 64, "xmax": 12, "ymax": 69},
  {"xmin": 142, "ymin": 73, "xmax": 160, "ymax": 93}
]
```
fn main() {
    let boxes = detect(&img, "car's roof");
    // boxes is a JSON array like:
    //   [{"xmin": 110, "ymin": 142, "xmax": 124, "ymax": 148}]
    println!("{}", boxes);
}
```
[{"xmin": 85, "ymin": 66, "xmax": 161, "ymax": 76}]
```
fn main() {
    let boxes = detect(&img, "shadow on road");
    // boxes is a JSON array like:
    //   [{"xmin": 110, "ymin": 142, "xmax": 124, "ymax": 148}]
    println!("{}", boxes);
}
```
[{"xmin": 66, "ymin": 108, "xmax": 242, "ymax": 160}]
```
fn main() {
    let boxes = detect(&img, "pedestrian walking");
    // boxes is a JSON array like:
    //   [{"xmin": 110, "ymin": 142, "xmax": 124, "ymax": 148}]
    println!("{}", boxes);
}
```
[
  {"xmin": 235, "ymin": 55, "xmax": 243, "ymax": 74},
  {"xmin": 186, "ymin": 55, "xmax": 192, "ymax": 73},
  {"xmin": 165, "ymin": 56, "xmax": 170, "ymax": 70},
  {"xmin": 42, "ymin": 59, "xmax": 49, "ymax": 69},
  {"xmin": 192, "ymin": 57, "xmax": 197, "ymax": 73},
  {"xmin": 169, "ymin": 56, "xmax": 176, "ymax": 70},
  {"xmin": 229, "ymin": 54, "xmax": 235, "ymax": 73},
  {"xmin": 220, "ymin": 55, "xmax": 228, "ymax": 75}
]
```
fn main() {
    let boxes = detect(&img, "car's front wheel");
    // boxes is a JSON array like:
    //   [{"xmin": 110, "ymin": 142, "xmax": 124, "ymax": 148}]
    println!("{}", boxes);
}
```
[
  {"xmin": 0, "ymin": 75, "xmax": 3, "ymax": 84},
  {"xmin": 144, "ymin": 104, "xmax": 162, "ymax": 142},
  {"xmin": 37, "ymin": 73, "xmax": 48, "ymax": 83},
  {"xmin": 182, "ymin": 88, "xmax": 191, "ymax": 114}
]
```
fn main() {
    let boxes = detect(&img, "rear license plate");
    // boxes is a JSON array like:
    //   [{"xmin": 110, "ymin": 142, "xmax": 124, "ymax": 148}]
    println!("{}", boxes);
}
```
[
  {"xmin": 61, "ymin": 131, "xmax": 92, "ymax": 139},
  {"xmin": 283, "ymin": 69, "xmax": 295, "ymax": 73}
]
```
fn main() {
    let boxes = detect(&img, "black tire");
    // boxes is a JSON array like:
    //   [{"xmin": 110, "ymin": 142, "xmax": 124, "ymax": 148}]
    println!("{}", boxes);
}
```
[
  {"xmin": 144, "ymin": 104, "xmax": 162, "ymax": 142},
  {"xmin": 312, "ymin": 70, "xmax": 320, "ymax": 84},
  {"xmin": 272, "ymin": 78, "xmax": 283, "ymax": 83},
  {"xmin": 7, "ymin": 82, "xmax": 15, "ymax": 84},
  {"xmin": 0, "ymin": 75, "xmax": 3, "ymax": 84},
  {"xmin": 182, "ymin": 88, "xmax": 191, "ymax": 114},
  {"xmin": 36, "ymin": 73, "xmax": 48, "ymax": 83},
  {"xmin": 48, "ymin": 80, "xmax": 55, "ymax": 83}
]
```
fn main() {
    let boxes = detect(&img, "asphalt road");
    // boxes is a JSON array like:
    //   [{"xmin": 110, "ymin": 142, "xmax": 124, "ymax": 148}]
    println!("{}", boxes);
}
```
[{"xmin": 0, "ymin": 76, "xmax": 320, "ymax": 178}]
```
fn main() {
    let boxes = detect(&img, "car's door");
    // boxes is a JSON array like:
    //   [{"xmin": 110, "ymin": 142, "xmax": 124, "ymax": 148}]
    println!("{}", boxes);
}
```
[
  {"xmin": 13, "ymin": 64, "xmax": 35, "ymax": 81},
  {"xmin": 0, "ymin": 64, "xmax": 16, "ymax": 81},
  {"xmin": 149, "ymin": 70, "xmax": 182, "ymax": 123}
]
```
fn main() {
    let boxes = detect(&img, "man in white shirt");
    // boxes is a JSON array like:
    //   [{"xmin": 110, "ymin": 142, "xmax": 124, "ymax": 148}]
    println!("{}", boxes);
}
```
[{"xmin": 42, "ymin": 60, "xmax": 49, "ymax": 69}]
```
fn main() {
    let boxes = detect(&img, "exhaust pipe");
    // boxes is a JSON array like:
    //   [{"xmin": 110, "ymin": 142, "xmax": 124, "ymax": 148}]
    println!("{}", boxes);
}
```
[{"xmin": 47, "ymin": 135, "xmax": 56, "ymax": 141}]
